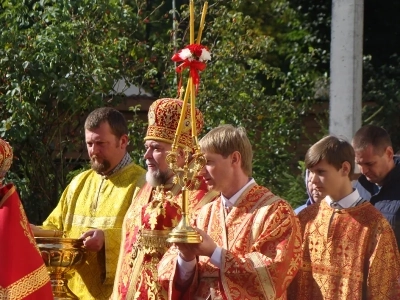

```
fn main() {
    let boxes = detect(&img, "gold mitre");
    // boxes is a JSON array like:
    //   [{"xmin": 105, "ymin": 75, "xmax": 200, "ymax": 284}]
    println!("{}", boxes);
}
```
[{"xmin": 144, "ymin": 98, "xmax": 204, "ymax": 150}]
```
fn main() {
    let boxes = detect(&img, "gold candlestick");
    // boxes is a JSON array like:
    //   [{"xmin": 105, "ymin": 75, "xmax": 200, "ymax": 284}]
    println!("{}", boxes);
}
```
[
  {"xmin": 167, "ymin": 1, "xmax": 209, "ymax": 244},
  {"xmin": 166, "ymin": 149, "xmax": 206, "ymax": 243}
]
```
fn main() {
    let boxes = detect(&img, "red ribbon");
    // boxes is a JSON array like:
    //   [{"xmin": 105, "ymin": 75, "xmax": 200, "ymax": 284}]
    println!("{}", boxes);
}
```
[{"xmin": 172, "ymin": 52, "xmax": 207, "ymax": 95}]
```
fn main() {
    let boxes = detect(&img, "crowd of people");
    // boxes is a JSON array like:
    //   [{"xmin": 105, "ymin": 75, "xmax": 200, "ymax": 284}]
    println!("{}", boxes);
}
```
[{"xmin": 1, "ymin": 99, "xmax": 400, "ymax": 300}]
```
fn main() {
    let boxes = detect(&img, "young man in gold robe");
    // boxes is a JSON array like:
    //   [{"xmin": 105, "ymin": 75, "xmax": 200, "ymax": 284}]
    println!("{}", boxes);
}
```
[
  {"xmin": 111, "ymin": 98, "xmax": 217, "ymax": 300},
  {"xmin": 32, "ymin": 107, "xmax": 146, "ymax": 299},
  {"xmin": 158, "ymin": 124, "xmax": 302, "ymax": 300},
  {"xmin": 288, "ymin": 135, "xmax": 400, "ymax": 299}
]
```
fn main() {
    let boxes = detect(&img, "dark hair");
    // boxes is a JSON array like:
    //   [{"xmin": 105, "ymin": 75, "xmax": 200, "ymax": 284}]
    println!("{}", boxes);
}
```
[
  {"xmin": 352, "ymin": 125, "xmax": 392, "ymax": 155},
  {"xmin": 305, "ymin": 135, "xmax": 355, "ymax": 178},
  {"xmin": 199, "ymin": 124, "xmax": 253, "ymax": 176},
  {"xmin": 84, "ymin": 107, "xmax": 128, "ymax": 138}
]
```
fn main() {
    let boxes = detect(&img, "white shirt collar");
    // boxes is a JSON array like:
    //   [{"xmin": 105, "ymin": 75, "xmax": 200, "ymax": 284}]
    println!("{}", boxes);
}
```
[
  {"xmin": 221, "ymin": 178, "xmax": 255, "ymax": 208},
  {"xmin": 325, "ymin": 189, "xmax": 361, "ymax": 209}
]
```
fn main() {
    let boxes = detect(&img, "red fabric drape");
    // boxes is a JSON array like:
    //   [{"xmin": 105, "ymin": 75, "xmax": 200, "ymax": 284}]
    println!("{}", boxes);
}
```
[{"xmin": 0, "ymin": 183, "xmax": 53, "ymax": 299}]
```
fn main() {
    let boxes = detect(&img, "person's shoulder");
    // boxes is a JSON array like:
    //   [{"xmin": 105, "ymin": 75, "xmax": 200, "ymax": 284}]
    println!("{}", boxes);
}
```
[
  {"xmin": 354, "ymin": 202, "xmax": 399, "ymax": 236},
  {"xmin": 250, "ymin": 184, "xmax": 275, "ymax": 199},
  {"xmin": 254, "ymin": 186, "xmax": 295, "ymax": 213},
  {"xmin": 297, "ymin": 200, "xmax": 322, "ymax": 222},
  {"xmin": 70, "ymin": 168, "xmax": 94, "ymax": 182},
  {"xmin": 191, "ymin": 188, "xmax": 219, "ymax": 203},
  {"xmin": 63, "ymin": 169, "xmax": 96, "ymax": 193},
  {"xmin": 355, "ymin": 202, "xmax": 395, "ymax": 226},
  {"xmin": 294, "ymin": 204, "xmax": 307, "ymax": 215},
  {"xmin": 199, "ymin": 193, "xmax": 221, "ymax": 212},
  {"xmin": 255, "ymin": 185, "xmax": 288, "ymax": 203},
  {"xmin": 123, "ymin": 162, "xmax": 146, "ymax": 174},
  {"xmin": 117, "ymin": 163, "xmax": 146, "ymax": 184}
]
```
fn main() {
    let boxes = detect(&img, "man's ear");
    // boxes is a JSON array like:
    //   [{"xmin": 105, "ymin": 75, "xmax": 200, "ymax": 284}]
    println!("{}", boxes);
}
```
[
  {"xmin": 385, "ymin": 146, "xmax": 394, "ymax": 160},
  {"xmin": 341, "ymin": 161, "xmax": 351, "ymax": 177},
  {"xmin": 120, "ymin": 134, "xmax": 129, "ymax": 148},
  {"xmin": 231, "ymin": 151, "xmax": 241, "ymax": 166}
]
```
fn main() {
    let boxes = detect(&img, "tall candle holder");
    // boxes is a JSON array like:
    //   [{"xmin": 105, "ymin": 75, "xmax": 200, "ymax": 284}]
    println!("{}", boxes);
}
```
[{"xmin": 166, "ymin": 0, "xmax": 209, "ymax": 244}]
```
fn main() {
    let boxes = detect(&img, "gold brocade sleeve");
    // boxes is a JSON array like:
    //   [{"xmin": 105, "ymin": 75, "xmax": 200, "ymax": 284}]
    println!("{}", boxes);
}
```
[
  {"xmin": 42, "ymin": 181, "xmax": 72, "ymax": 231},
  {"xmin": 218, "ymin": 200, "xmax": 302, "ymax": 300},
  {"xmin": 367, "ymin": 220, "xmax": 400, "ymax": 298},
  {"xmin": 157, "ymin": 245, "xmax": 198, "ymax": 300}
]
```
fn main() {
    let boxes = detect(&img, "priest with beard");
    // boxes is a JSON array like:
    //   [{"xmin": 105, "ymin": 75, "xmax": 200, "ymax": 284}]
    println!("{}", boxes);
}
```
[
  {"xmin": 31, "ymin": 107, "xmax": 146, "ymax": 300},
  {"xmin": 111, "ymin": 98, "xmax": 217, "ymax": 300}
]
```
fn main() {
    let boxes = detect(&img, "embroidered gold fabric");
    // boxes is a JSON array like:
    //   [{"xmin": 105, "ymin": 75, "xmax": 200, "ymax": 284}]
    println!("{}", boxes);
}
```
[
  {"xmin": 0, "ymin": 265, "xmax": 49, "ymax": 300},
  {"xmin": 42, "ymin": 163, "xmax": 146, "ymax": 300},
  {"xmin": 288, "ymin": 200, "xmax": 400, "ymax": 300},
  {"xmin": 145, "ymin": 98, "xmax": 204, "ymax": 149},
  {"xmin": 112, "ymin": 179, "xmax": 217, "ymax": 300},
  {"xmin": 159, "ymin": 184, "xmax": 302, "ymax": 300},
  {"xmin": 18, "ymin": 201, "xmax": 39, "ymax": 255}
]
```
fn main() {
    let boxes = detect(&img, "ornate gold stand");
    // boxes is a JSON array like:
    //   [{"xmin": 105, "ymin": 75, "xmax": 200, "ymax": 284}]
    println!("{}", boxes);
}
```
[
  {"xmin": 167, "ymin": 188, "xmax": 202, "ymax": 243},
  {"xmin": 141, "ymin": 229, "xmax": 172, "ymax": 250},
  {"xmin": 166, "ymin": 149, "xmax": 206, "ymax": 244},
  {"xmin": 35, "ymin": 237, "xmax": 86, "ymax": 300}
]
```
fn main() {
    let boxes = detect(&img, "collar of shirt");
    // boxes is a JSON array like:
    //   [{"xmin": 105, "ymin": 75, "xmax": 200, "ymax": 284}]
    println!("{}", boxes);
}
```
[
  {"xmin": 102, "ymin": 152, "xmax": 132, "ymax": 178},
  {"xmin": 325, "ymin": 188, "xmax": 361, "ymax": 209},
  {"xmin": 221, "ymin": 178, "xmax": 255, "ymax": 208}
]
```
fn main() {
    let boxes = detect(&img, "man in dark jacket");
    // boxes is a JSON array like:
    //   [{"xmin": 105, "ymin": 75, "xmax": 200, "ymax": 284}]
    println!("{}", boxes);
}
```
[{"xmin": 352, "ymin": 125, "xmax": 400, "ymax": 249}]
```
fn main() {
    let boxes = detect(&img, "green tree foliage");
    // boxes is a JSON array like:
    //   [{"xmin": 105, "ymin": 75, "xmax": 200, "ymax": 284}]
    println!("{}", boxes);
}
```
[
  {"xmin": 0, "ymin": 0, "xmax": 169, "ymax": 222},
  {"xmin": 1, "ymin": 0, "xmax": 328, "ymax": 221}
]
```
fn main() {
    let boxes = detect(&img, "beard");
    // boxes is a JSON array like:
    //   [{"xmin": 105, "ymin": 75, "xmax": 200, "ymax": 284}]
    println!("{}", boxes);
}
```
[
  {"xmin": 90, "ymin": 156, "xmax": 111, "ymax": 174},
  {"xmin": 146, "ymin": 168, "xmax": 172, "ymax": 187}
]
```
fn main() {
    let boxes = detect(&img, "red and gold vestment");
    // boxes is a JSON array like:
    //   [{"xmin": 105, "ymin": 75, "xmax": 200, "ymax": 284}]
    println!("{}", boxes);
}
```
[
  {"xmin": 0, "ymin": 184, "xmax": 53, "ymax": 300},
  {"xmin": 288, "ymin": 200, "xmax": 400, "ymax": 300},
  {"xmin": 112, "ymin": 178, "xmax": 216, "ymax": 300},
  {"xmin": 158, "ymin": 183, "xmax": 302, "ymax": 300}
]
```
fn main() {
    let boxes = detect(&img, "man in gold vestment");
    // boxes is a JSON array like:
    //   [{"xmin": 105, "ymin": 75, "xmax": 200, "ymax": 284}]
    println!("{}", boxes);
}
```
[
  {"xmin": 33, "ymin": 107, "xmax": 146, "ymax": 299},
  {"xmin": 158, "ymin": 125, "xmax": 302, "ymax": 300},
  {"xmin": 112, "ymin": 98, "xmax": 217, "ymax": 300},
  {"xmin": 288, "ymin": 136, "xmax": 400, "ymax": 299}
]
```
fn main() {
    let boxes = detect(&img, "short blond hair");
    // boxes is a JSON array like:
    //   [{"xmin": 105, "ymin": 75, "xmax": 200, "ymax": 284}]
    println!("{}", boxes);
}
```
[{"xmin": 199, "ymin": 125, "xmax": 253, "ymax": 176}]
